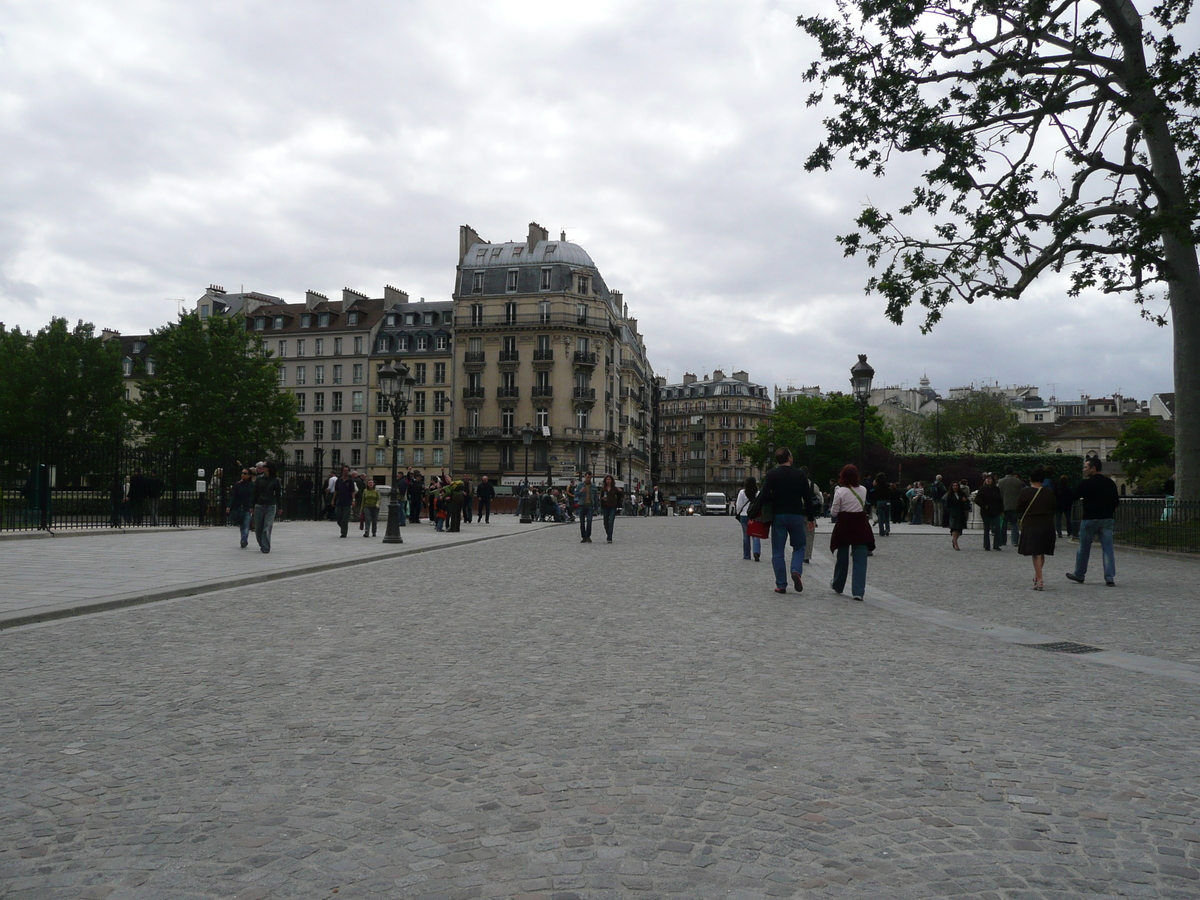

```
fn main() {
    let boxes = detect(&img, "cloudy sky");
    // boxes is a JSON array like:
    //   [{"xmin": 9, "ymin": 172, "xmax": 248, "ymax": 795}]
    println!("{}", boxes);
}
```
[{"xmin": 1, "ymin": 0, "xmax": 1186, "ymax": 405}]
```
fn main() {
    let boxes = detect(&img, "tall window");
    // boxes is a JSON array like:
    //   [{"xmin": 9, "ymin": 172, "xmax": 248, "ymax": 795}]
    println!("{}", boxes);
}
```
[
  {"xmin": 577, "ymin": 275, "xmax": 589, "ymax": 294},
  {"xmin": 540, "ymin": 268, "xmax": 552, "ymax": 290},
  {"xmin": 471, "ymin": 303, "xmax": 484, "ymax": 325},
  {"xmin": 314, "ymin": 392, "xmax": 325, "ymax": 412},
  {"xmin": 500, "ymin": 445, "xmax": 514, "ymax": 470},
  {"xmin": 332, "ymin": 364, "xmax": 343, "ymax": 384},
  {"xmin": 331, "ymin": 421, "xmax": 342, "ymax": 440},
  {"xmin": 315, "ymin": 365, "xmax": 325, "ymax": 385},
  {"xmin": 434, "ymin": 391, "xmax": 447, "ymax": 413},
  {"xmin": 433, "ymin": 420, "xmax": 445, "ymax": 441},
  {"xmin": 435, "ymin": 335, "xmax": 448, "ymax": 351},
  {"xmin": 352, "ymin": 364, "xmax": 363, "ymax": 384},
  {"xmin": 468, "ymin": 337, "xmax": 482, "ymax": 353},
  {"xmin": 351, "ymin": 420, "xmax": 363, "ymax": 441},
  {"xmin": 538, "ymin": 301, "xmax": 551, "ymax": 323},
  {"xmin": 501, "ymin": 408, "xmax": 515, "ymax": 436},
  {"xmin": 351, "ymin": 449, "xmax": 362, "ymax": 467},
  {"xmin": 504, "ymin": 301, "xmax": 518, "ymax": 324},
  {"xmin": 312, "ymin": 420, "xmax": 324, "ymax": 440},
  {"xmin": 414, "ymin": 363, "xmax": 426, "ymax": 384},
  {"xmin": 296, "ymin": 339, "xmax": 306, "ymax": 356},
  {"xmin": 332, "ymin": 392, "xmax": 343, "ymax": 412},
  {"xmin": 277, "ymin": 340, "xmax": 287, "ymax": 357},
  {"xmin": 416, "ymin": 335, "xmax": 428, "ymax": 351},
  {"xmin": 352, "ymin": 391, "xmax": 363, "ymax": 412},
  {"xmin": 507, "ymin": 269, "xmax": 519, "ymax": 291},
  {"xmin": 376, "ymin": 420, "xmax": 388, "ymax": 438},
  {"xmin": 536, "ymin": 407, "xmax": 549, "ymax": 428},
  {"xmin": 353, "ymin": 336, "xmax": 363, "ymax": 354},
  {"xmin": 433, "ymin": 448, "xmax": 444, "ymax": 465},
  {"xmin": 413, "ymin": 420, "xmax": 426, "ymax": 441},
  {"xmin": 375, "ymin": 447, "xmax": 386, "ymax": 465},
  {"xmin": 502, "ymin": 335, "xmax": 517, "ymax": 355},
  {"xmin": 472, "ymin": 271, "xmax": 484, "ymax": 293},
  {"xmin": 434, "ymin": 362, "xmax": 446, "ymax": 383},
  {"xmin": 537, "ymin": 334, "xmax": 551, "ymax": 353},
  {"xmin": 333, "ymin": 337, "xmax": 343, "ymax": 356},
  {"xmin": 413, "ymin": 391, "xmax": 426, "ymax": 413},
  {"xmin": 278, "ymin": 367, "xmax": 287, "ymax": 385},
  {"xmin": 295, "ymin": 449, "xmax": 305, "ymax": 465},
  {"xmin": 315, "ymin": 338, "xmax": 324, "ymax": 356},
  {"xmin": 413, "ymin": 448, "xmax": 423, "ymax": 465},
  {"xmin": 296, "ymin": 393, "xmax": 306, "ymax": 413}
]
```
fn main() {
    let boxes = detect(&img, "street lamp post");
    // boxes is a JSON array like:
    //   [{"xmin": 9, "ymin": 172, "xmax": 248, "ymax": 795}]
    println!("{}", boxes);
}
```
[
  {"xmin": 804, "ymin": 424, "xmax": 818, "ymax": 475},
  {"xmin": 590, "ymin": 449, "xmax": 599, "ymax": 477},
  {"xmin": 378, "ymin": 360, "xmax": 415, "ymax": 544},
  {"xmin": 850, "ymin": 354, "xmax": 875, "ymax": 471},
  {"xmin": 520, "ymin": 424, "xmax": 535, "ymax": 523}
]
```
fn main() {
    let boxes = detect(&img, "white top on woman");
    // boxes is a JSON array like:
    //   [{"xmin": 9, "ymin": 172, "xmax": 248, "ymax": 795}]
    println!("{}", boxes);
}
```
[
  {"xmin": 734, "ymin": 489, "xmax": 753, "ymax": 517},
  {"xmin": 829, "ymin": 485, "xmax": 868, "ymax": 517}
]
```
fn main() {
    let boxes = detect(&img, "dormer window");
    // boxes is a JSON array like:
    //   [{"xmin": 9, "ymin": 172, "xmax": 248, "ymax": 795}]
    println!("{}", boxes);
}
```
[
  {"xmin": 133, "ymin": 341, "xmax": 146, "ymax": 354},
  {"xmin": 476, "ymin": 248, "xmax": 486, "ymax": 260},
  {"xmin": 255, "ymin": 318, "xmax": 266, "ymax": 331},
  {"xmin": 490, "ymin": 247, "xmax": 502, "ymax": 258},
  {"xmin": 145, "ymin": 358, "xmax": 155, "ymax": 376},
  {"xmin": 540, "ymin": 268, "xmax": 552, "ymax": 290},
  {"xmin": 347, "ymin": 311, "xmax": 359, "ymax": 325},
  {"xmin": 577, "ymin": 276, "xmax": 589, "ymax": 295},
  {"xmin": 512, "ymin": 246, "xmax": 523, "ymax": 257},
  {"xmin": 545, "ymin": 244, "xmax": 557, "ymax": 255},
  {"xmin": 423, "ymin": 312, "xmax": 433, "ymax": 325},
  {"xmin": 300, "ymin": 314, "xmax": 312, "ymax": 328},
  {"xmin": 405, "ymin": 312, "xmax": 417, "ymax": 325},
  {"xmin": 273, "ymin": 316, "xmax": 284, "ymax": 329},
  {"xmin": 385, "ymin": 314, "xmax": 395, "ymax": 326},
  {"xmin": 318, "ymin": 312, "xmax": 330, "ymax": 327},
  {"xmin": 472, "ymin": 271, "xmax": 484, "ymax": 293},
  {"xmin": 507, "ymin": 270, "xmax": 519, "ymax": 291},
  {"xmin": 122, "ymin": 358, "xmax": 133, "ymax": 376}
]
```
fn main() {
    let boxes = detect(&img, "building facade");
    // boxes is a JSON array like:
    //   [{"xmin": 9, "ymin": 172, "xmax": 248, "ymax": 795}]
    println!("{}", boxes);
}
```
[
  {"xmin": 450, "ymin": 222, "xmax": 655, "ymax": 491},
  {"xmin": 657, "ymin": 370, "xmax": 772, "ymax": 504}
]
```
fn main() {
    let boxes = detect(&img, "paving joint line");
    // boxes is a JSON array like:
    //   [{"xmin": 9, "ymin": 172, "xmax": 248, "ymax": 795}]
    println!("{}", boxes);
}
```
[{"xmin": 0, "ymin": 523, "xmax": 554, "ymax": 632}]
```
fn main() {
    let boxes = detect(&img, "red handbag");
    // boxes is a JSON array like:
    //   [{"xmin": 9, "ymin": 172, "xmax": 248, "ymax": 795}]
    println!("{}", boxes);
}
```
[{"xmin": 746, "ymin": 518, "xmax": 771, "ymax": 539}]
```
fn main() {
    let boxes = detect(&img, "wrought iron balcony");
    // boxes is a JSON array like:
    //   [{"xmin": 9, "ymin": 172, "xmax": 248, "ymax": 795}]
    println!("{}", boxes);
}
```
[
  {"xmin": 497, "ymin": 386, "xmax": 520, "ymax": 399},
  {"xmin": 572, "ymin": 387, "xmax": 596, "ymax": 402},
  {"xmin": 573, "ymin": 351, "xmax": 597, "ymax": 366},
  {"xmin": 532, "ymin": 348, "xmax": 554, "ymax": 362},
  {"xmin": 532, "ymin": 385, "xmax": 553, "ymax": 398},
  {"xmin": 464, "ymin": 351, "xmax": 485, "ymax": 366},
  {"xmin": 498, "ymin": 349, "xmax": 520, "ymax": 363},
  {"xmin": 462, "ymin": 386, "xmax": 486, "ymax": 400}
]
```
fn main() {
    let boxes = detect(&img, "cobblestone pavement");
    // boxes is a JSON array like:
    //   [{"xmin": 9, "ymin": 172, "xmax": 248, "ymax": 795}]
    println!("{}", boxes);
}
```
[
  {"xmin": 0, "ymin": 518, "xmax": 536, "ymax": 628},
  {"xmin": 2, "ymin": 516, "xmax": 1198, "ymax": 899}
]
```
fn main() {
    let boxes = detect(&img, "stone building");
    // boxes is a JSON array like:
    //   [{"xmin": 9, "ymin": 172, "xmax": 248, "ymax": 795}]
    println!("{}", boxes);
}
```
[
  {"xmin": 450, "ymin": 222, "xmax": 655, "ymax": 491},
  {"xmin": 657, "ymin": 370, "xmax": 772, "ymax": 504}
]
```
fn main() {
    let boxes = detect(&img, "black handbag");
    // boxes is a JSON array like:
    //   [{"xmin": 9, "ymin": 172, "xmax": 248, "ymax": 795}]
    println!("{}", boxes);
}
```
[{"xmin": 746, "ymin": 492, "xmax": 773, "ymax": 524}]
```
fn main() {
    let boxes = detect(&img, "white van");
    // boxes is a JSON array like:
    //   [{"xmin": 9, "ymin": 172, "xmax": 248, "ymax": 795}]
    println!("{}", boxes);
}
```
[{"xmin": 704, "ymin": 492, "xmax": 728, "ymax": 515}]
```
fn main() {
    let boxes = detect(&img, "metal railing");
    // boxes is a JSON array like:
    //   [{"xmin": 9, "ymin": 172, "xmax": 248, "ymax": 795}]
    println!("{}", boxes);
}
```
[
  {"xmin": 0, "ymin": 439, "xmax": 330, "ymax": 532},
  {"xmin": 1082, "ymin": 497, "xmax": 1200, "ymax": 554},
  {"xmin": 533, "ymin": 349, "xmax": 554, "ymax": 362}
]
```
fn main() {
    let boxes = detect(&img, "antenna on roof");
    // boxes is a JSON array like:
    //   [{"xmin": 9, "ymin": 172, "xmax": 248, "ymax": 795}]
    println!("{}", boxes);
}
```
[{"xmin": 169, "ymin": 298, "xmax": 186, "ymax": 317}]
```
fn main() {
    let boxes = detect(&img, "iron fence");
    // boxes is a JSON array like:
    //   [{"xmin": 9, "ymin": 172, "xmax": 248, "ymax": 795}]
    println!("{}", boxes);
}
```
[
  {"xmin": 1103, "ymin": 497, "xmax": 1200, "ymax": 554},
  {"xmin": 0, "ymin": 440, "xmax": 330, "ymax": 533}
]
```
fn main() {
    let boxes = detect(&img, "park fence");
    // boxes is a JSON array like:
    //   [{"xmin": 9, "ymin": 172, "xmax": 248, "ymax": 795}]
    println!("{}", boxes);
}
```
[
  {"xmin": 1105, "ymin": 497, "xmax": 1200, "ymax": 554},
  {"xmin": 0, "ymin": 440, "xmax": 328, "ymax": 533}
]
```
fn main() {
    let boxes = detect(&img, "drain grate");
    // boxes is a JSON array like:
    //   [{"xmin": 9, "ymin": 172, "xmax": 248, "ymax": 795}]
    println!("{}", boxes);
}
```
[{"xmin": 1022, "ymin": 641, "xmax": 1105, "ymax": 654}]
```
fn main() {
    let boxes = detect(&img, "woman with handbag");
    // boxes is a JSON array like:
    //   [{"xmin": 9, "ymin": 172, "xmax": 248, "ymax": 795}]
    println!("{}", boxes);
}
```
[
  {"xmin": 945, "ymin": 480, "xmax": 971, "ymax": 550},
  {"xmin": 828, "ymin": 464, "xmax": 875, "ymax": 601},
  {"xmin": 1016, "ymin": 465, "xmax": 1057, "ymax": 590},
  {"xmin": 734, "ymin": 476, "xmax": 762, "ymax": 561}
]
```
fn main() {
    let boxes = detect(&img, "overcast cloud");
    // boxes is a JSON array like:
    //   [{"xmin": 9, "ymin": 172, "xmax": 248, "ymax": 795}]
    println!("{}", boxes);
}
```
[{"xmin": 0, "ymin": 0, "xmax": 1186, "ymax": 405}]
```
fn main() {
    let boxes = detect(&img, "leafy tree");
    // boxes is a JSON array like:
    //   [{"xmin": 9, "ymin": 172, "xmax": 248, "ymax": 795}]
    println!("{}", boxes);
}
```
[
  {"xmin": 0, "ymin": 318, "xmax": 125, "ymax": 445},
  {"xmin": 131, "ymin": 312, "xmax": 299, "ymax": 458},
  {"xmin": 921, "ymin": 392, "xmax": 1042, "ymax": 453},
  {"xmin": 740, "ymin": 393, "xmax": 891, "ymax": 482},
  {"xmin": 1112, "ymin": 417, "xmax": 1174, "ymax": 485},
  {"xmin": 887, "ymin": 408, "xmax": 927, "ymax": 453},
  {"xmin": 799, "ymin": 0, "xmax": 1200, "ymax": 503}
]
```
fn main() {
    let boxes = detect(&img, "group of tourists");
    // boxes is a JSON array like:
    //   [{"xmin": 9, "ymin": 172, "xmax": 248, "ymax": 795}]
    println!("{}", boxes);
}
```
[{"xmin": 736, "ymin": 451, "xmax": 1123, "ymax": 600}]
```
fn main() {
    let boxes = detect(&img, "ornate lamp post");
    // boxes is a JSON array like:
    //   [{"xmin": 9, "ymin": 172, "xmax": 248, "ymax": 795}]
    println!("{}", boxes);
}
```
[
  {"xmin": 850, "ymin": 354, "xmax": 875, "ymax": 471},
  {"xmin": 804, "ymin": 424, "xmax": 818, "ymax": 475},
  {"xmin": 590, "ymin": 449, "xmax": 599, "ymax": 477},
  {"xmin": 519, "ymin": 424, "xmax": 535, "ymax": 523},
  {"xmin": 378, "ymin": 360, "xmax": 415, "ymax": 544}
]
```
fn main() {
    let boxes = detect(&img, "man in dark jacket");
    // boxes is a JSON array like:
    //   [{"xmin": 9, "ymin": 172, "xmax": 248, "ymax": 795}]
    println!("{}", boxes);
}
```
[
  {"xmin": 759, "ymin": 448, "xmax": 817, "ymax": 593},
  {"xmin": 334, "ymin": 466, "xmax": 358, "ymax": 537},
  {"xmin": 476, "ymin": 475, "xmax": 496, "ymax": 523},
  {"xmin": 1066, "ymin": 458, "xmax": 1120, "ymax": 586}
]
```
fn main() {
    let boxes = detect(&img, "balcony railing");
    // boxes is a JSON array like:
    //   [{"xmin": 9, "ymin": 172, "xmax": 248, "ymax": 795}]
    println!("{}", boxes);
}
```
[
  {"xmin": 499, "ymin": 349, "xmax": 520, "ymax": 363},
  {"xmin": 561, "ymin": 427, "xmax": 605, "ymax": 441},
  {"xmin": 459, "ymin": 426, "xmax": 522, "ymax": 440},
  {"xmin": 455, "ymin": 312, "xmax": 614, "ymax": 330},
  {"xmin": 462, "ymin": 387, "xmax": 485, "ymax": 399},
  {"xmin": 497, "ymin": 386, "xmax": 520, "ymax": 398},
  {"xmin": 572, "ymin": 388, "xmax": 596, "ymax": 402},
  {"xmin": 464, "ymin": 351, "xmax": 485, "ymax": 364},
  {"xmin": 533, "ymin": 348, "xmax": 554, "ymax": 362},
  {"xmin": 619, "ymin": 415, "xmax": 630, "ymax": 426},
  {"xmin": 532, "ymin": 385, "xmax": 553, "ymax": 398},
  {"xmin": 573, "ymin": 351, "xmax": 597, "ymax": 366}
]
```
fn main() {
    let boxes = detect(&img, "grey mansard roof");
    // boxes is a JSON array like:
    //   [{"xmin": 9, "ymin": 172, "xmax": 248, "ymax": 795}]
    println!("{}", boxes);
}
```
[{"xmin": 462, "ymin": 240, "xmax": 595, "ymax": 269}]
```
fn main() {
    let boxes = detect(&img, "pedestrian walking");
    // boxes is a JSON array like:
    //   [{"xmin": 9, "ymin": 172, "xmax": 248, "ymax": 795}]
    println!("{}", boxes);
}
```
[
  {"xmin": 1066, "ymin": 457, "xmax": 1120, "ymax": 586},
  {"xmin": 251, "ymin": 461, "xmax": 282, "ymax": 554},
  {"xmin": 828, "ymin": 464, "xmax": 874, "ymax": 601},
  {"xmin": 1016, "ymin": 465, "xmax": 1057, "ymax": 590},
  {"xmin": 1055, "ymin": 475, "xmax": 1076, "ymax": 538},
  {"xmin": 758, "ymin": 447, "xmax": 816, "ymax": 594},
  {"xmin": 324, "ymin": 469, "xmax": 338, "ymax": 521},
  {"xmin": 360, "ymin": 479, "xmax": 381, "ymax": 537},
  {"xmin": 476, "ymin": 475, "xmax": 495, "ymax": 523},
  {"xmin": 974, "ymin": 473, "xmax": 1005, "ymax": 550},
  {"xmin": 873, "ymin": 473, "xmax": 892, "ymax": 537},
  {"xmin": 997, "ymin": 466, "xmax": 1025, "ymax": 547},
  {"xmin": 462, "ymin": 477, "xmax": 473, "ymax": 524},
  {"xmin": 906, "ymin": 482, "xmax": 925, "ymax": 525},
  {"xmin": 599, "ymin": 475, "xmax": 623, "ymax": 543},
  {"xmin": 734, "ymin": 476, "xmax": 761, "ymax": 562},
  {"xmin": 226, "ymin": 467, "xmax": 255, "ymax": 548},
  {"xmin": 334, "ymin": 466, "xmax": 357, "ymax": 538},
  {"xmin": 448, "ymin": 482, "xmax": 464, "ymax": 532},
  {"xmin": 930, "ymin": 475, "xmax": 948, "ymax": 527},
  {"xmin": 945, "ymin": 480, "xmax": 971, "ymax": 550},
  {"xmin": 575, "ymin": 472, "xmax": 596, "ymax": 542},
  {"xmin": 801, "ymin": 466, "xmax": 820, "ymax": 563}
]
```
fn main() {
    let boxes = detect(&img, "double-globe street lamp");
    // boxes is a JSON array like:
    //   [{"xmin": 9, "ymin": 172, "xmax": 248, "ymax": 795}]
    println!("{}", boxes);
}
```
[
  {"xmin": 377, "ymin": 360, "xmax": 416, "ymax": 544},
  {"xmin": 850, "ymin": 354, "xmax": 875, "ymax": 471}
]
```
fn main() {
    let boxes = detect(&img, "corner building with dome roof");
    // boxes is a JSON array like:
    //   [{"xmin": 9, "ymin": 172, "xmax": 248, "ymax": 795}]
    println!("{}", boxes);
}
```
[{"xmin": 450, "ymin": 222, "xmax": 656, "ymax": 492}]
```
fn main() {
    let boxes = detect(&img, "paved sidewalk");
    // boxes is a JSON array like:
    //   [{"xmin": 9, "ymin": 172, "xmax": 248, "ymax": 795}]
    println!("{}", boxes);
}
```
[
  {"xmin": 2, "ymin": 516, "xmax": 1198, "ymax": 899},
  {"xmin": 0, "ymin": 517, "xmax": 546, "ymax": 629}
]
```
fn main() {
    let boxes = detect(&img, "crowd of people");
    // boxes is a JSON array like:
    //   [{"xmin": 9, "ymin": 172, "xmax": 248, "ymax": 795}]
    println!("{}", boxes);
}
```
[{"xmin": 734, "ymin": 451, "xmax": 1122, "ymax": 599}]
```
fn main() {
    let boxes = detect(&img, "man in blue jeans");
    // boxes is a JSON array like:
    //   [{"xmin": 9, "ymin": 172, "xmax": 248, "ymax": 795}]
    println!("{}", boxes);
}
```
[
  {"xmin": 1066, "ymin": 457, "xmax": 1120, "ymax": 586},
  {"xmin": 574, "ymin": 472, "xmax": 596, "ymax": 543},
  {"xmin": 759, "ymin": 447, "xmax": 817, "ymax": 594}
]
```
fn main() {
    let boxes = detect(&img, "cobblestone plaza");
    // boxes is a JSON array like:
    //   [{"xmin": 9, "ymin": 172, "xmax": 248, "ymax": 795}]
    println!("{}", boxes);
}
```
[{"xmin": 2, "ymin": 518, "xmax": 1198, "ymax": 899}]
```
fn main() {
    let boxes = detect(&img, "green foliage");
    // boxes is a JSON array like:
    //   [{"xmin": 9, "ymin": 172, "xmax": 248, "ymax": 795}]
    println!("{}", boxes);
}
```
[
  {"xmin": 798, "ymin": 0, "xmax": 1200, "ymax": 330},
  {"xmin": 131, "ymin": 312, "xmax": 299, "ymax": 458},
  {"xmin": 1139, "ymin": 463, "xmax": 1177, "ymax": 495},
  {"xmin": 1112, "ymin": 419, "xmax": 1175, "ymax": 486},
  {"xmin": 0, "ymin": 318, "xmax": 125, "ymax": 445},
  {"xmin": 741, "ymin": 394, "xmax": 891, "ymax": 484},
  {"xmin": 921, "ymin": 393, "xmax": 1047, "ymax": 454}
]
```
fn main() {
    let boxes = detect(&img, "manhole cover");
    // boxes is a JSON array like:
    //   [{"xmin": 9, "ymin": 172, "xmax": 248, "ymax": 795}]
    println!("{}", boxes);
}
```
[{"xmin": 1022, "ymin": 641, "xmax": 1105, "ymax": 654}]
